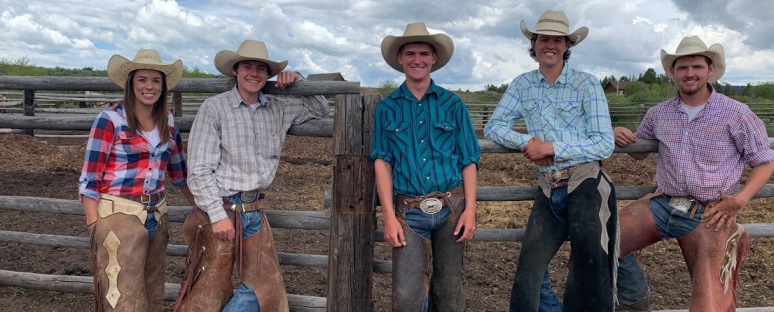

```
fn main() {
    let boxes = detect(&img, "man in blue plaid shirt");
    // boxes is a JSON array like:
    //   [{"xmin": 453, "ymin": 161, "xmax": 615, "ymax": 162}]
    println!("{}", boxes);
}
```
[{"xmin": 484, "ymin": 9, "xmax": 617, "ymax": 312}]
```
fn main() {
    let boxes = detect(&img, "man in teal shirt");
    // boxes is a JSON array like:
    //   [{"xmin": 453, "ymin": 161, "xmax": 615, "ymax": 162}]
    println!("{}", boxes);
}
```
[
  {"xmin": 371, "ymin": 22, "xmax": 480, "ymax": 311},
  {"xmin": 484, "ymin": 9, "xmax": 617, "ymax": 311}
]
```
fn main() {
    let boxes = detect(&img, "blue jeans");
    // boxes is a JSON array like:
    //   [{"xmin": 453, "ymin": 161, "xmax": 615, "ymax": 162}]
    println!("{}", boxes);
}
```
[
  {"xmin": 650, "ymin": 195, "xmax": 704, "ymax": 239},
  {"xmin": 614, "ymin": 194, "xmax": 702, "ymax": 304},
  {"xmin": 404, "ymin": 205, "xmax": 452, "ymax": 239},
  {"xmin": 510, "ymin": 173, "xmax": 617, "ymax": 312},
  {"xmin": 539, "ymin": 271, "xmax": 562, "ymax": 312},
  {"xmin": 144, "ymin": 199, "xmax": 160, "ymax": 240},
  {"xmin": 402, "ymin": 206, "xmax": 453, "ymax": 312},
  {"xmin": 393, "ymin": 200, "xmax": 466, "ymax": 312},
  {"xmin": 222, "ymin": 195, "xmax": 263, "ymax": 312},
  {"xmin": 539, "ymin": 255, "xmax": 651, "ymax": 306},
  {"xmin": 539, "ymin": 197, "xmax": 678, "ymax": 307}
]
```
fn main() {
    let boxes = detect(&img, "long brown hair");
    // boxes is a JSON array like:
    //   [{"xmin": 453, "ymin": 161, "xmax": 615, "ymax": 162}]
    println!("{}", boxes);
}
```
[{"xmin": 122, "ymin": 70, "xmax": 171, "ymax": 144}]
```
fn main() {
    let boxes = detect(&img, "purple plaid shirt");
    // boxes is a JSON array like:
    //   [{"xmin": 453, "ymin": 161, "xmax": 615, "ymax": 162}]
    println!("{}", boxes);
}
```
[{"xmin": 637, "ymin": 88, "xmax": 774, "ymax": 202}]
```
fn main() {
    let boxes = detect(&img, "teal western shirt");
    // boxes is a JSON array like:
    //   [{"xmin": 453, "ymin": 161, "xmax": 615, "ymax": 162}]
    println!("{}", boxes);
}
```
[{"xmin": 371, "ymin": 80, "xmax": 481, "ymax": 197}]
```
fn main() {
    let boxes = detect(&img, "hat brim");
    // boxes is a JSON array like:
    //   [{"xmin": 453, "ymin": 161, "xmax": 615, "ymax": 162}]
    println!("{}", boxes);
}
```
[
  {"xmin": 107, "ymin": 55, "xmax": 183, "ymax": 90},
  {"xmin": 519, "ymin": 20, "xmax": 588, "ymax": 46},
  {"xmin": 380, "ymin": 33, "xmax": 454, "ymax": 73},
  {"xmin": 660, "ymin": 43, "xmax": 725, "ymax": 83},
  {"xmin": 214, "ymin": 50, "xmax": 288, "ymax": 79}
]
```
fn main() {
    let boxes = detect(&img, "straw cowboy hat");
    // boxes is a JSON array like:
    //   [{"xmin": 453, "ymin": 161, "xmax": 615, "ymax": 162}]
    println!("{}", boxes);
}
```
[
  {"xmin": 381, "ymin": 22, "xmax": 454, "ymax": 73},
  {"xmin": 214, "ymin": 40, "xmax": 288, "ymax": 79},
  {"xmin": 660, "ymin": 35, "xmax": 726, "ymax": 83},
  {"xmin": 520, "ymin": 9, "xmax": 588, "ymax": 45},
  {"xmin": 107, "ymin": 49, "xmax": 183, "ymax": 90}
]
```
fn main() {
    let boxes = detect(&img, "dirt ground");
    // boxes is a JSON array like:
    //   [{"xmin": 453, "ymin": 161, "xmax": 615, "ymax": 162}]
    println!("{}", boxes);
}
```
[{"xmin": 0, "ymin": 132, "xmax": 773, "ymax": 311}]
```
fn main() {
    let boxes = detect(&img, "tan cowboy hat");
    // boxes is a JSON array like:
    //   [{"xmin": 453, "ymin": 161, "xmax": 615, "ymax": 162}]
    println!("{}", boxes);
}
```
[
  {"xmin": 214, "ymin": 40, "xmax": 288, "ymax": 78},
  {"xmin": 660, "ymin": 35, "xmax": 725, "ymax": 83},
  {"xmin": 107, "ymin": 49, "xmax": 183, "ymax": 90},
  {"xmin": 381, "ymin": 22, "xmax": 454, "ymax": 73},
  {"xmin": 520, "ymin": 9, "xmax": 588, "ymax": 45}
]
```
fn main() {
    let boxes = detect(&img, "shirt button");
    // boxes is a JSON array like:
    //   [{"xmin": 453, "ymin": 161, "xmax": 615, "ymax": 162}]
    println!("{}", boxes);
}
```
[
  {"xmin": 420, "ymin": 139, "xmax": 424, "ymax": 143},
  {"xmin": 395, "ymin": 128, "xmax": 399, "ymax": 132},
  {"xmin": 419, "ymin": 121, "xmax": 423, "ymax": 124},
  {"xmin": 426, "ymin": 176, "xmax": 429, "ymax": 180}
]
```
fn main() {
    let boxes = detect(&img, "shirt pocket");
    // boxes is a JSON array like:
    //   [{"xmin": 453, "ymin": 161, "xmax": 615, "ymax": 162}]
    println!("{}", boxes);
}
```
[
  {"xmin": 115, "ymin": 131, "xmax": 147, "ymax": 162},
  {"xmin": 431, "ymin": 121, "xmax": 457, "ymax": 149},
  {"xmin": 385, "ymin": 121, "xmax": 410, "ymax": 151},
  {"xmin": 521, "ymin": 99, "xmax": 541, "ymax": 125},
  {"xmin": 555, "ymin": 101, "xmax": 582, "ymax": 129}
]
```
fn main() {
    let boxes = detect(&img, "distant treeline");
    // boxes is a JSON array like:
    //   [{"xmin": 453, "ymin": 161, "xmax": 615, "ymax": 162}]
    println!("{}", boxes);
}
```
[
  {"xmin": 0, "ymin": 57, "xmax": 222, "ymax": 78},
  {"xmin": 4, "ymin": 57, "xmax": 774, "ymax": 104},
  {"xmin": 484, "ymin": 67, "xmax": 774, "ymax": 104}
]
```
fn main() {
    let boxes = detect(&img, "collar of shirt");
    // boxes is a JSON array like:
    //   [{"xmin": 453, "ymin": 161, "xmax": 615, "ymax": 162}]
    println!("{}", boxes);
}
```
[
  {"xmin": 228, "ymin": 86, "xmax": 267, "ymax": 108},
  {"xmin": 115, "ymin": 102, "xmax": 127, "ymax": 118},
  {"xmin": 669, "ymin": 83, "xmax": 720, "ymax": 109},
  {"xmin": 389, "ymin": 79, "xmax": 441, "ymax": 102},
  {"xmin": 535, "ymin": 62, "xmax": 570, "ymax": 85}
]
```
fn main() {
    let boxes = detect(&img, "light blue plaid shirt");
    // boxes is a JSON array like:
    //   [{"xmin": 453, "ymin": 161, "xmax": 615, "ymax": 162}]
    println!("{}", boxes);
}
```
[{"xmin": 483, "ymin": 65, "xmax": 614, "ymax": 172}]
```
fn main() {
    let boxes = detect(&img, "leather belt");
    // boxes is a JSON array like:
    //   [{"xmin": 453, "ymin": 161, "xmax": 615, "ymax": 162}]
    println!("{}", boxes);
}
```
[
  {"xmin": 544, "ymin": 166, "xmax": 579, "ymax": 184},
  {"xmin": 661, "ymin": 194, "xmax": 719, "ymax": 219},
  {"xmin": 395, "ymin": 186, "xmax": 464, "ymax": 215},
  {"xmin": 223, "ymin": 190, "xmax": 266, "ymax": 213},
  {"xmin": 543, "ymin": 166, "xmax": 580, "ymax": 189},
  {"xmin": 115, "ymin": 191, "xmax": 165, "ymax": 205},
  {"xmin": 236, "ymin": 189, "xmax": 265, "ymax": 203}
]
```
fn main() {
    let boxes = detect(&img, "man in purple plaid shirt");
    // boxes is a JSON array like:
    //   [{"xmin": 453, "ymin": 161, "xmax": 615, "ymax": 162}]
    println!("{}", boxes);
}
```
[{"xmin": 613, "ymin": 35, "xmax": 774, "ymax": 311}]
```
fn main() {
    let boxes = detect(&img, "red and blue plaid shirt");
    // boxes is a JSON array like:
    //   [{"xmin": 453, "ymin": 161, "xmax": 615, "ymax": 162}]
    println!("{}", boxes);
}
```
[
  {"xmin": 637, "ymin": 88, "xmax": 774, "ymax": 202},
  {"xmin": 79, "ymin": 103, "xmax": 188, "ymax": 201}
]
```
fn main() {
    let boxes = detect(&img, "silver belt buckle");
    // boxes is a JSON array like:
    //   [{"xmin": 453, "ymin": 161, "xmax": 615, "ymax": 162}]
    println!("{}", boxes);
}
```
[
  {"xmin": 668, "ymin": 196, "xmax": 692, "ymax": 213},
  {"xmin": 544, "ymin": 170, "xmax": 562, "ymax": 183},
  {"xmin": 240, "ymin": 190, "xmax": 259, "ymax": 203},
  {"xmin": 419, "ymin": 198, "xmax": 443, "ymax": 214}
]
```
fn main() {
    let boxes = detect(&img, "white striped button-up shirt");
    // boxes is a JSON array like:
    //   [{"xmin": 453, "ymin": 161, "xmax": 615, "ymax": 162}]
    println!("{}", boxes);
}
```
[{"xmin": 187, "ymin": 86, "xmax": 328, "ymax": 222}]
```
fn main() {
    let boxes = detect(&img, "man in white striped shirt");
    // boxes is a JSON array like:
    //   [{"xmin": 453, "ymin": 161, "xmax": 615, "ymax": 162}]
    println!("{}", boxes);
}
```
[{"xmin": 174, "ymin": 39, "xmax": 328, "ymax": 312}]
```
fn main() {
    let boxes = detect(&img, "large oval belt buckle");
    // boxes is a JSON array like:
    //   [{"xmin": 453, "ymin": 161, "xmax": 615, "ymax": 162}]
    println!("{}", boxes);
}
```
[
  {"xmin": 419, "ymin": 198, "xmax": 443, "ymax": 215},
  {"xmin": 240, "ymin": 190, "xmax": 259, "ymax": 203}
]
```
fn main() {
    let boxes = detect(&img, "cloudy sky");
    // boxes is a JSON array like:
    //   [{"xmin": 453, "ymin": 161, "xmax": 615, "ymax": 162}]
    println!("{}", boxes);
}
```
[{"xmin": 1, "ymin": 0, "xmax": 772, "ymax": 90}]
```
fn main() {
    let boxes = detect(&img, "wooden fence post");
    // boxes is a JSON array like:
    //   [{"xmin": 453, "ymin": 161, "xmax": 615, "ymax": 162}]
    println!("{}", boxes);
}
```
[
  {"xmin": 23, "ymin": 90, "xmax": 35, "ymax": 136},
  {"xmin": 327, "ymin": 94, "xmax": 378, "ymax": 312},
  {"xmin": 172, "ymin": 91, "xmax": 183, "ymax": 117}
]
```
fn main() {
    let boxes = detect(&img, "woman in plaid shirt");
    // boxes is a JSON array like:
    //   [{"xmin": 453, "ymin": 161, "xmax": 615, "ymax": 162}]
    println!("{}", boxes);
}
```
[{"xmin": 78, "ymin": 49, "xmax": 196, "ymax": 311}]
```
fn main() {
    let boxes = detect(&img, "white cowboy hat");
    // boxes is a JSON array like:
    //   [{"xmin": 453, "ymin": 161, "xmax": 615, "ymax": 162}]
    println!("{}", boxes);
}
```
[
  {"xmin": 381, "ymin": 22, "xmax": 454, "ymax": 73},
  {"xmin": 660, "ymin": 35, "xmax": 725, "ymax": 83},
  {"xmin": 214, "ymin": 40, "xmax": 288, "ymax": 79},
  {"xmin": 520, "ymin": 9, "xmax": 588, "ymax": 46},
  {"xmin": 107, "ymin": 49, "xmax": 183, "ymax": 90}
]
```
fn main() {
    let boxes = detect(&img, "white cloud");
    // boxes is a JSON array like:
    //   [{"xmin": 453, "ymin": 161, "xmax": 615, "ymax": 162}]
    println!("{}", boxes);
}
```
[{"xmin": 1, "ymin": 0, "xmax": 773, "ymax": 89}]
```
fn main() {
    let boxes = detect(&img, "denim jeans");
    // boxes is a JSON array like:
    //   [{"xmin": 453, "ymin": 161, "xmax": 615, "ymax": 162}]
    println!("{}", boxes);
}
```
[
  {"xmin": 222, "ymin": 195, "xmax": 263, "ymax": 312},
  {"xmin": 613, "ymin": 194, "xmax": 702, "ymax": 305},
  {"xmin": 393, "ymin": 199, "xmax": 466, "ymax": 312},
  {"xmin": 650, "ymin": 195, "xmax": 703, "ymax": 239},
  {"xmin": 402, "ymin": 206, "xmax": 452, "ymax": 312},
  {"xmin": 510, "ymin": 173, "xmax": 616, "ymax": 312},
  {"xmin": 539, "ymin": 254, "xmax": 650, "ymax": 307},
  {"xmin": 404, "ymin": 205, "xmax": 452, "ymax": 239},
  {"xmin": 539, "ymin": 271, "xmax": 562, "ymax": 312},
  {"xmin": 144, "ymin": 199, "xmax": 160, "ymax": 240},
  {"xmin": 616, "ymin": 255, "xmax": 651, "ymax": 304}
]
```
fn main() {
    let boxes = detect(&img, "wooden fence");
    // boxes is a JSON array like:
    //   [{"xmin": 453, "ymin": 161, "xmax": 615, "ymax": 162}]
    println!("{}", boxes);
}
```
[
  {"xmin": 3, "ymin": 82, "xmax": 774, "ymax": 131},
  {"xmin": 1, "ymin": 76, "xmax": 774, "ymax": 311}
]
